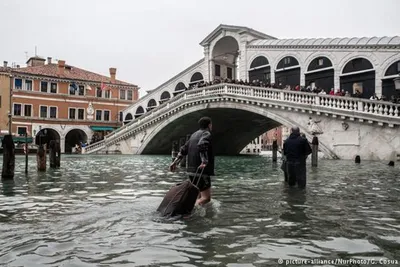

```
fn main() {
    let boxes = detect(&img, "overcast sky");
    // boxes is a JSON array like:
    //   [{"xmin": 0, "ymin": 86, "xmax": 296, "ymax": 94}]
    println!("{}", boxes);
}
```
[{"xmin": 1, "ymin": 0, "xmax": 398, "ymax": 97}]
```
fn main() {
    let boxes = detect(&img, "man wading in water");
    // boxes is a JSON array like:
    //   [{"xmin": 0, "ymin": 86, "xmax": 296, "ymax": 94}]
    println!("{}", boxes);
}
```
[
  {"xmin": 169, "ymin": 117, "xmax": 215, "ymax": 206},
  {"xmin": 283, "ymin": 126, "xmax": 312, "ymax": 188}
]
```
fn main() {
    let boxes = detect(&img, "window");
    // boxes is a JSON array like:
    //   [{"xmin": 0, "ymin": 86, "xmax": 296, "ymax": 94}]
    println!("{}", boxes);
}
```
[
  {"xmin": 49, "ymin": 107, "xmax": 57, "ymax": 118},
  {"xmin": 215, "ymin": 64, "xmax": 221, "ymax": 76},
  {"xmin": 96, "ymin": 87, "xmax": 102, "ymax": 97},
  {"xmin": 17, "ymin": 127, "xmax": 27, "ymax": 136},
  {"xmin": 13, "ymin": 104, "xmax": 22, "ymax": 116},
  {"xmin": 120, "ymin": 89, "xmax": 126, "ymax": 100},
  {"xmin": 78, "ymin": 109, "xmax": 84, "ymax": 120},
  {"xmin": 14, "ymin": 79, "xmax": 22, "ymax": 89},
  {"xmin": 40, "ymin": 106, "xmax": 47, "ymax": 118},
  {"xmin": 318, "ymin": 58, "xmax": 324, "ymax": 66},
  {"xmin": 41, "ymin": 81, "xmax": 48, "ymax": 93},
  {"xmin": 104, "ymin": 110, "xmax": 110, "ymax": 121},
  {"xmin": 127, "ymin": 90, "xmax": 133, "ymax": 100},
  {"xmin": 78, "ymin": 85, "xmax": 85, "ymax": 96},
  {"xmin": 397, "ymin": 62, "xmax": 400, "ymax": 72},
  {"xmin": 69, "ymin": 84, "xmax": 77, "ymax": 95},
  {"xmin": 25, "ymin": 80, "xmax": 33, "ymax": 91},
  {"xmin": 105, "ymin": 90, "xmax": 111, "ymax": 98},
  {"xmin": 50, "ymin": 82, "xmax": 57, "ymax": 93},
  {"xmin": 24, "ymin": 104, "xmax": 32, "ymax": 117},
  {"xmin": 96, "ymin": 110, "xmax": 102, "ymax": 121},
  {"xmin": 227, "ymin": 67, "xmax": 232, "ymax": 79},
  {"xmin": 284, "ymin": 57, "xmax": 291, "ymax": 65},
  {"xmin": 69, "ymin": 108, "xmax": 76, "ymax": 119}
]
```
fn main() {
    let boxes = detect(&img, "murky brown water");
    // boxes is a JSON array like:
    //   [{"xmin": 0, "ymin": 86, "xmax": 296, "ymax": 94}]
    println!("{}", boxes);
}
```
[{"xmin": 0, "ymin": 155, "xmax": 399, "ymax": 266}]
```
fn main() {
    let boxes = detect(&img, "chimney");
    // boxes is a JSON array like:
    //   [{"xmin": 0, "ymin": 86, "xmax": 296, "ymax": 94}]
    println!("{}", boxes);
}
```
[
  {"xmin": 57, "ymin": 60, "xmax": 65, "ymax": 75},
  {"xmin": 47, "ymin": 57, "xmax": 52, "ymax": 64},
  {"xmin": 109, "ymin": 67, "xmax": 116, "ymax": 83},
  {"xmin": 3, "ymin": 61, "xmax": 7, "ymax": 68}
]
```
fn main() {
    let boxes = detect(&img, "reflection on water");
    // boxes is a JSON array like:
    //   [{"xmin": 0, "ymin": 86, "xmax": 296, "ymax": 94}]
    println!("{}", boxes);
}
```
[{"xmin": 0, "ymin": 154, "xmax": 399, "ymax": 266}]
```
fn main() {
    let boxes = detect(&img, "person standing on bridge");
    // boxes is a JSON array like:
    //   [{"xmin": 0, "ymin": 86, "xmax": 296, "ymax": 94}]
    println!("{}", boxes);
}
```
[
  {"xmin": 283, "ymin": 127, "xmax": 312, "ymax": 188},
  {"xmin": 169, "ymin": 117, "xmax": 215, "ymax": 206}
]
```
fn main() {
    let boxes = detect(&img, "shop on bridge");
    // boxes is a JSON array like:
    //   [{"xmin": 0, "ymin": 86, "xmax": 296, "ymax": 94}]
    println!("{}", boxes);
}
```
[
  {"xmin": 305, "ymin": 57, "xmax": 334, "ymax": 90},
  {"xmin": 382, "ymin": 60, "xmax": 400, "ymax": 101},
  {"xmin": 275, "ymin": 56, "xmax": 301, "ymax": 88},
  {"xmin": 248, "ymin": 56, "xmax": 271, "ymax": 84},
  {"xmin": 340, "ymin": 58, "xmax": 375, "ymax": 98}
]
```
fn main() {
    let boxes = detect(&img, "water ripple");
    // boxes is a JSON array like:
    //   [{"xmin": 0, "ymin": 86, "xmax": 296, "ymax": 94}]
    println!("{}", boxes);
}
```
[{"xmin": 0, "ymin": 155, "xmax": 399, "ymax": 266}]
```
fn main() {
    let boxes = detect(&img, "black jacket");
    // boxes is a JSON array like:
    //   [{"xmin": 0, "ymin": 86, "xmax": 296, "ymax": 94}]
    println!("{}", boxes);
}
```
[
  {"xmin": 179, "ymin": 129, "xmax": 215, "ymax": 176},
  {"xmin": 283, "ymin": 133, "xmax": 312, "ymax": 163}
]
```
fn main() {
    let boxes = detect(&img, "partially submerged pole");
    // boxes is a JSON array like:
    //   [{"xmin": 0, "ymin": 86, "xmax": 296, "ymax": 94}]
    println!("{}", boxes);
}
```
[
  {"xmin": 171, "ymin": 141, "xmax": 178, "ymax": 162},
  {"xmin": 311, "ymin": 136, "xmax": 318, "ymax": 167},
  {"xmin": 49, "ymin": 140, "xmax": 61, "ymax": 168},
  {"xmin": 2, "ymin": 135, "xmax": 15, "ymax": 179},
  {"xmin": 37, "ymin": 144, "xmax": 46, "ymax": 171},
  {"xmin": 25, "ymin": 133, "xmax": 28, "ymax": 174},
  {"xmin": 272, "ymin": 139, "xmax": 278, "ymax": 162},
  {"xmin": 180, "ymin": 134, "xmax": 190, "ymax": 168}
]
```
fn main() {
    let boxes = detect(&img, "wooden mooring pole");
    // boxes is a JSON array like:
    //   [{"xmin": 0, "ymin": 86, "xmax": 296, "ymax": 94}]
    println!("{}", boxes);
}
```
[
  {"xmin": 2, "ymin": 135, "xmax": 15, "ymax": 179},
  {"xmin": 311, "ymin": 136, "xmax": 318, "ymax": 167}
]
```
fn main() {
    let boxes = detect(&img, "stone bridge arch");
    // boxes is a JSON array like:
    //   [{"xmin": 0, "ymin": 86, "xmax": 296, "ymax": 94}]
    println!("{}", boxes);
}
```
[{"xmin": 138, "ymin": 101, "xmax": 338, "ymax": 158}]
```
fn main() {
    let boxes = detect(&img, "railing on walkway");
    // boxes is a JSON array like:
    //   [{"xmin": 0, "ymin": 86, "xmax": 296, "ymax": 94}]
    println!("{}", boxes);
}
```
[{"xmin": 83, "ymin": 84, "xmax": 400, "ymax": 154}]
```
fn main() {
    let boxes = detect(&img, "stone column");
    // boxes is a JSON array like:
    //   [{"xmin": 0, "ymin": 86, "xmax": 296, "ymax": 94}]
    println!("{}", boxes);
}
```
[
  {"xmin": 60, "ymin": 136, "xmax": 66, "ymax": 153},
  {"xmin": 334, "ymin": 70, "xmax": 340, "ymax": 90}
]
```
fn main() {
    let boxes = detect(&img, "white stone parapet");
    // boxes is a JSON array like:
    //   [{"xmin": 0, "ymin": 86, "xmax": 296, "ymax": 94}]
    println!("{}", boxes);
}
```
[{"xmin": 83, "ymin": 83, "xmax": 400, "ymax": 155}]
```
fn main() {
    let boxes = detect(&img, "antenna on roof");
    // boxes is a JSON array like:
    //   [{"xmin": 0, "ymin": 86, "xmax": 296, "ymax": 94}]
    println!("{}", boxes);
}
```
[{"xmin": 24, "ymin": 51, "xmax": 28, "ymax": 60}]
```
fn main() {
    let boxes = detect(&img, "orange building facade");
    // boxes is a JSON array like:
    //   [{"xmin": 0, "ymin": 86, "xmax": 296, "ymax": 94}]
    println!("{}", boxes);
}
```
[{"xmin": 6, "ymin": 57, "xmax": 139, "ymax": 153}]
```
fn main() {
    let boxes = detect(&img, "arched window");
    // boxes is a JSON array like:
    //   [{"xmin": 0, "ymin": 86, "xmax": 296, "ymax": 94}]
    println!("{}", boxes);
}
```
[
  {"xmin": 160, "ymin": 91, "xmax": 171, "ymax": 103},
  {"xmin": 249, "ymin": 56, "xmax": 270, "ymax": 84},
  {"xmin": 305, "ymin": 57, "xmax": 334, "ymax": 90},
  {"xmin": 135, "ymin": 106, "xmax": 144, "ymax": 118},
  {"xmin": 189, "ymin": 72, "xmax": 204, "ymax": 86},
  {"xmin": 342, "ymin": 58, "xmax": 373, "ymax": 74},
  {"xmin": 340, "ymin": 58, "xmax": 375, "ymax": 99},
  {"xmin": 276, "ymin": 56, "xmax": 300, "ymax": 69}
]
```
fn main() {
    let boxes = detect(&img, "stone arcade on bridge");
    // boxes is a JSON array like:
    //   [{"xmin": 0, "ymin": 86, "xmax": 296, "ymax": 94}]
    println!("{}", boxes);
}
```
[{"xmin": 84, "ymin": 24, "xmax": 400, "ymax": 160}]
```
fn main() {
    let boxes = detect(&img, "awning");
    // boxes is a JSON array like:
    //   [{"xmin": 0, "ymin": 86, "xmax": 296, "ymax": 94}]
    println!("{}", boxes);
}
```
[
  {"xmin": 90, "ymin": 126, "xmax": 116, "ymax": 131},
  {"xmin": 0, "ymin": 136, "xmax": 33, "ymax": 143}
]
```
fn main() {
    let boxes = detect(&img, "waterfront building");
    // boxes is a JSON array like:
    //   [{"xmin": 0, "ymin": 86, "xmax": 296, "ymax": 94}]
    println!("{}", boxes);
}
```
[{"xmin": 2, "ymin": 57, "xmax": 139, "ymax": 153}]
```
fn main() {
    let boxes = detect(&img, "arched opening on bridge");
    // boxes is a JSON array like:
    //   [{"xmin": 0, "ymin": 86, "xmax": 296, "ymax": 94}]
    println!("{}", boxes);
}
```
[
  {"xmin": 160, "ymin": 91, "xmax": 171, "ymax": 104},
  {"xmin": 382, "ymin": 60, "xmax": 400, "ymax": 100},
  {"xmin": 275, "ymin": 56, "xmax": 300, "ymax": 88},
  {"xmin": 141, "ymin": 108, "xmax": 282, "ymax": 155},
  {"xmin": 212, "ymin": 36, "xmax": 239, "ymax": 81},
  {"xmin": 189, "ymin": 72, "xmax": 204, "ymax": 88},
  {"xmin": 147, "ymin": 99, "xmax": 157, "ymax": 111},
  {"xmin": 248, "ymin": 56, "xmax": 270, "ymax": 84},
  {"xmin": 173, "ymin": 82, "xmax": 186, "ymax": 96},
  {"xmin": 65, "ymin": 129, "xmax": 88, "ymax": 154},
  {"xmin": 124, "ymin": 113, "xmax": 133, "ymax": 125},
  {"xmin": 305, "ymin": 57, "xmax": 334, "ymax": 91},
  {"xmin": 340, "ymin": 58, "xmax": 375, "ymax": 98},
  {"xmin": 35, "ymin": 128, "xmax": 60, "ymax": 149},
  {"xmin": 135, "ymin": 106, "xmax": 145, "ymax": 119}
]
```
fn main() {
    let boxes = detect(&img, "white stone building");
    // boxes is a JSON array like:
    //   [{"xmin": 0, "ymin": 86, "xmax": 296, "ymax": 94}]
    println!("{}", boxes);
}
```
[{"xmin": 122, "ymin": 24, "xmax": 400, "ymax": 122}]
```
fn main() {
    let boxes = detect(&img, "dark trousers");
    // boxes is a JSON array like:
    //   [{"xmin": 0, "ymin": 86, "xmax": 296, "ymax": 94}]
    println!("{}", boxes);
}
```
[{"xmin": 287, "ymin": 161, "xmax": 307, "ymax": 188}]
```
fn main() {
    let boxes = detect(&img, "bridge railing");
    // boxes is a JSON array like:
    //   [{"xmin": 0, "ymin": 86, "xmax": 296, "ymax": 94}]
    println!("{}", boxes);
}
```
[{"xmin": 83, "ymin": 83, "xmax": 400, "ymax": 154}]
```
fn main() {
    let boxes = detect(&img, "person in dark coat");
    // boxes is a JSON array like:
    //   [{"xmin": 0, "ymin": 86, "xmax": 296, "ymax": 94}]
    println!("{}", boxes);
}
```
[
  {"xmin": 283, "ymin": 127, "xmax": 312, "ymax": 188},
  {"xmin": 169, "ymin": 117, "xmax": 215, "ymax": 206}
]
